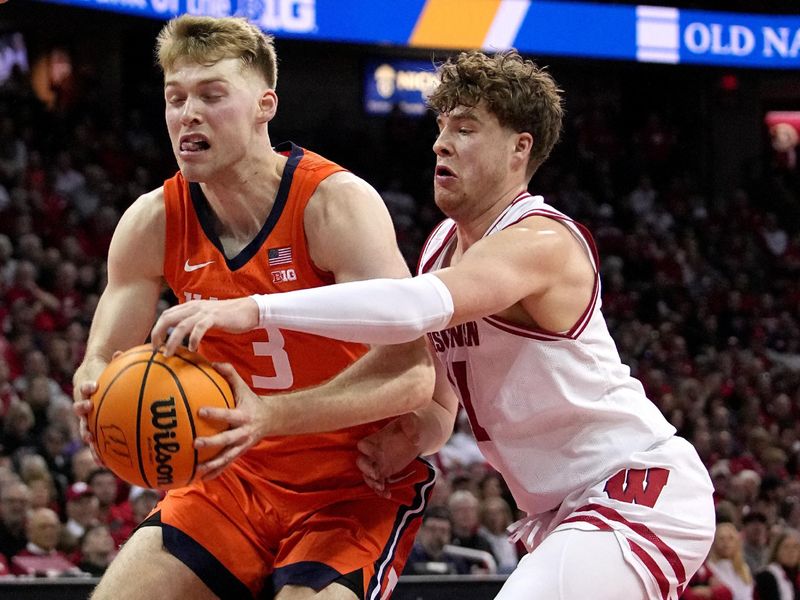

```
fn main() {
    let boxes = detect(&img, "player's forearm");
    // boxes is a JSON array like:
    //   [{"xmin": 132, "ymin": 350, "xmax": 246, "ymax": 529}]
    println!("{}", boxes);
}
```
[
  {"xmin": 74, "ymin": 282, "xmax": 160, "ymax": 388},
  {"xmin": 259, "ymin": 340, "xmax": 435, "ymax": 436},
  {"xmin": 412, "ymin": 400, "xmax": 457, "ymax": 457},
  {"xmin": 250, "ymin": 273, "xmax": 454, "ymax": 344}
]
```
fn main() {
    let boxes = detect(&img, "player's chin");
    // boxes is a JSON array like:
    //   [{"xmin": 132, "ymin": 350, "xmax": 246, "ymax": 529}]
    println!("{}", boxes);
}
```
[
  {"xmin": 178, "ymin": 159, "xmax": 215, "ymax": 182},
  {"xmin": 433, "ymin": 190, "xmax": 461, "ymax": 214}
]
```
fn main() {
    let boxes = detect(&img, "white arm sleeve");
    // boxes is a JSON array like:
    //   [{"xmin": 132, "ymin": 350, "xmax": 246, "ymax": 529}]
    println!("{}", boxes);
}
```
[{"xmin": 250, "ymin": 273, "xmax": 454, "ymax": 344}]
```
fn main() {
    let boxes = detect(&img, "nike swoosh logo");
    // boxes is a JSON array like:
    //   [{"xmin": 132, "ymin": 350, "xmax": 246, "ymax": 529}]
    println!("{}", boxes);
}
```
[{"xmin": 184, "ymin": 260, "xmax": 215, "ymax": 272}]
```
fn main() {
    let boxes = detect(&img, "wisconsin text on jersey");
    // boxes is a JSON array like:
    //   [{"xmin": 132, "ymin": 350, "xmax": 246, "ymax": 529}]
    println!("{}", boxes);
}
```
[{"xmin": 428, "ymin": 321, "xmax": 480, "ymax": 352}]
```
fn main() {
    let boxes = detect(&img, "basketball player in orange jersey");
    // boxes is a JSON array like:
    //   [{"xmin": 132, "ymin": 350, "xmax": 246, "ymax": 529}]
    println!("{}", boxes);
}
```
[
  {"xmin": 152, "ymin": 51, "xmax": 716, "ymax": 599},
  {"xmin": 72, "ymin": 15, "xmax": 458, "ymax": 600}
]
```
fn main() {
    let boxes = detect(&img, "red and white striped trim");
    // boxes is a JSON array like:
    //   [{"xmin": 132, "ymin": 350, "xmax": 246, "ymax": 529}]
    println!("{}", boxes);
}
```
[
  {"xmin": 481, "ymin": 206, "xmax": 601, "ymax": 340},
  {"xmin": 559, "ymin": 503, "xmax": 686, "ymax": 600},
  {"xmin": 417, "ymin": 219, "xmax": 456, "ymax": 275},
  {"xmin": 482, "ymin": 315, "xmax": 571, "ymax": 341},
  {"xmin": 482, "ymin": 190, "xmax": 536, "ymax": 234}
]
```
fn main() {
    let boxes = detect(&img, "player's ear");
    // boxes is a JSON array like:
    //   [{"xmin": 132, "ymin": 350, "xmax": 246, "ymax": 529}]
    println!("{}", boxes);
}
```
[
  {"xmin": 257, "ymin": 89, "xmax": 278, "ymax": 123},
  {"xmin": 512, "ymin": 132, "xmax": 533, "ymax": 170}
]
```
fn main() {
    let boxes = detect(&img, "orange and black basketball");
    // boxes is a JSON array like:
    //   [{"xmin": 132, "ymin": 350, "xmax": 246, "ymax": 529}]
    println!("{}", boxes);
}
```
[{"xmin": 90, "ymin": 345, "xmax": 233, "ymax": 490}]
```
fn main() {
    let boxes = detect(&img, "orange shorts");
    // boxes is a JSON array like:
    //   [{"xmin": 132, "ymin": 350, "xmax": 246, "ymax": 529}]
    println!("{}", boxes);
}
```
[{"xmin": 144, "ymin": 456, "xmax": 435, "ymax": 599}]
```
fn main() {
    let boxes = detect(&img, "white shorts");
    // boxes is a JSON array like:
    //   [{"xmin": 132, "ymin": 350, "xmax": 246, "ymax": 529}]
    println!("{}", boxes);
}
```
[{"xmin": 506, "ymin": 436, "xmax": 715, "ymax": 600}]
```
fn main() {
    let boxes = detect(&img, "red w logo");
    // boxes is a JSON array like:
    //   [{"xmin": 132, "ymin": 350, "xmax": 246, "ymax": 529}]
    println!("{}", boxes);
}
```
[{"xmin": 604, "ymin": 468, "xmax": 670, "ymax": 508}]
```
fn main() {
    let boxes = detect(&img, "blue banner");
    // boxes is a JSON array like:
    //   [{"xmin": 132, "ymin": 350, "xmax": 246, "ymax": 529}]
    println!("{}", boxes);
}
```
[
  {"xmin": 679, "ymin": 9, "xmax": 800, "ymax": 68},
  {"xmin": 28, "ymin": 0, "xmax": 800, "ymax": 70},
  {"xmin": 514, "ymin": 2, "xmax": 637, "ymax": 61}
]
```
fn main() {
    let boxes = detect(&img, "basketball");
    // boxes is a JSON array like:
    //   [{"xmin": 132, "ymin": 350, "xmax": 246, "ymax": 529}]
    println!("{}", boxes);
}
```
[{"xmin": 90, "ymin": 344, "xmax": 233, "ymax": 490}]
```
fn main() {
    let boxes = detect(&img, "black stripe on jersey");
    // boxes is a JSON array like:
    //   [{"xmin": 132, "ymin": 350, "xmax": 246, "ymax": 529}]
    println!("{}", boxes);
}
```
[
  {"xmin": 188, "ymin": 141, "xmax": 304, "ymax": 272},
  {"xmin": 272, "ymin": 560, "xmax": 343, "ymax": 595},
  {"xmin": 365, "ymin": 459, "xmax": 436, "ymax": 600},
  {"xmin": 138, "ymin": 512, "xmax": 254, "ymax": 600}
]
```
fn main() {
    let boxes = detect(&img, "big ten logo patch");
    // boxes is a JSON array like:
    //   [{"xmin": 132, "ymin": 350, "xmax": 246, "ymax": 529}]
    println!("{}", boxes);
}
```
[{"xmin": 272, "ymin": 269, "xmax": 297, "ymax": 283}]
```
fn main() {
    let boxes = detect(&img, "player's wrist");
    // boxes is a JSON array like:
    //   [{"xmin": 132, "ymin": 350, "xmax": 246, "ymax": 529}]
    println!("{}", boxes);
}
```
[{"xmin": 249, "ymin": 294, "xmax": 269, "ymax": 328}]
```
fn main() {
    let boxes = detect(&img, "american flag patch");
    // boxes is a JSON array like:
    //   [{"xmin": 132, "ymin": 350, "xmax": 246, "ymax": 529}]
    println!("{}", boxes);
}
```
[{"xmin": 268, "ymin": 246, "xmax": 292, "ymax": 266}]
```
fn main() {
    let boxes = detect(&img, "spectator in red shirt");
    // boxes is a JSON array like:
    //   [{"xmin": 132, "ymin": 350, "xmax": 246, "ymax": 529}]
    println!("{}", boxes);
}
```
[
  {"xmin": 88, "ymin": 468, "xmax": 129, "ymax": 546},
  {"xmin": 11, "ymin": 507, "xmax": 79, "ymax": 576},
  {"xmin": 60, "ymin": 481, "xmax": 99, "ymax": 554},
  {"xmin": 113, "ymin": 486, "xmax": 160, "ymax": 546}
]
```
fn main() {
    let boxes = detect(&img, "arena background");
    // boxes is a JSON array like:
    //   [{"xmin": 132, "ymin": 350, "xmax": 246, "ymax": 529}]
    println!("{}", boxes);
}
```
[{"xmin": 0, "ymin": 0, "xmax": 799, "ymax": 598}]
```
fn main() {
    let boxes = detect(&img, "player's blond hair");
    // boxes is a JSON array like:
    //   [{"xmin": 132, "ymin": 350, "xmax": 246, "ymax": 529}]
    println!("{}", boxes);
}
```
[
  {"xmin": 156, "ymin": 15, "xmax": 277, "ymax": 88},
  {"xmin": 428, "ymin": 50, "xmax": 563, "ymax": 178}
]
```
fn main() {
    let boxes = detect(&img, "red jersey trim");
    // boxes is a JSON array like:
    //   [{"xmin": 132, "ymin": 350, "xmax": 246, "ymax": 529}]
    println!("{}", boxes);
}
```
[
  {"xmin": 573, "ymin": 503, "xmax": 686, "ymax": 591},
  {"xmin": 561, "ymin": 515, "xmax": 670, "ymax": 600},
  {"xmin": 480, "ymin": 207, "xmax": 600, "ymax": 340},
  {"xmin": 418, "ymin": 220, "xmax": 457, "ymax": 275}
]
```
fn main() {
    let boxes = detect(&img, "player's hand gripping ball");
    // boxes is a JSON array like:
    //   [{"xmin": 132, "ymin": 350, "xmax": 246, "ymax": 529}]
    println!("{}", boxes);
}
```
[{"xmin": 90, "ymin": 345, "xmax": 233, "ymax": 490}]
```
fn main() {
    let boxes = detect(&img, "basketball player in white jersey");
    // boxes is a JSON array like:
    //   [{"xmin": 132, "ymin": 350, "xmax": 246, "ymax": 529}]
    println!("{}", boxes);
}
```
[{"xmin": 151, "ymin": 50, "xmax": 715, "ymax": 599}]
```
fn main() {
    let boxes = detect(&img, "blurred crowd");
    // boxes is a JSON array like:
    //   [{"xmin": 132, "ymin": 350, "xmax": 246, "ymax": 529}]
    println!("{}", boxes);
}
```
[{"xmin": 0, "ymin": 51, "xmax": 799, "ymax": 594}]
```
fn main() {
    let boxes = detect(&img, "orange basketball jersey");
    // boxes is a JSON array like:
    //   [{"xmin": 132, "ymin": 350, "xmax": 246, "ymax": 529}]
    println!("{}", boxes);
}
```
[{"xmin": 161, "ymin": 142, "xmax": 384, "ymax": 485}]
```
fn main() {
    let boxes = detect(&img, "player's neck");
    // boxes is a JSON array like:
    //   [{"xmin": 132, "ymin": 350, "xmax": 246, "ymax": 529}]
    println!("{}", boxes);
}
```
[
  {"xmin": 454, "ymin": 184, "xmax": 527, "ymax": 249},
  {"xmin": 199, "ymin": 145, "xmax": 286, "ymax": 240}
]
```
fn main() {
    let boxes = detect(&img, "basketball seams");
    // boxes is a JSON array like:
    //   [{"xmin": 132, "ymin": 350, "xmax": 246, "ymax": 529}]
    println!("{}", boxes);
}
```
[
  {"xmin": 93, "ymin": 358, "xmax": 154, "ymax": 488},
  {"xmin": 92, "ymin": 360, "xmax": 152, "ymax": 442},
  {"xmin": 152, "ymin": 359, "xmax": 199, "ymax": 487},
  {"xmin": 92, "ymin": 344, "xmax": 229, "ymax": 490},
  {"xmin": 172, "ymin": 352, "xmax": 234, "ymax": 409},
  {"xmin": 136, "ymin": 350, "xmax": 160, "ymax": 489}
]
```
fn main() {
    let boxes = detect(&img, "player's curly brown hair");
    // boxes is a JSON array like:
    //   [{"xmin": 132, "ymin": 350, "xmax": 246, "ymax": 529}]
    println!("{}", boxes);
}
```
[
  {"xmin": 428, "ymin": 50, "xmax": 564, "ymax": 177},
  {"xmin": 156, "ymin": 15, "xmax": 278, "ymax": 89}
]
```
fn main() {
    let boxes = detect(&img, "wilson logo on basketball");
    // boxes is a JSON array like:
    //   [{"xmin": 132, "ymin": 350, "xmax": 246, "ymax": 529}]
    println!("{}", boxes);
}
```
[
  {"xmin": 91, "ymin": 345, "xmax": 233, "ymax": 490},
  {"xmin": 150, "ymin": 397, "xmax": 181, "ymax": 486}
]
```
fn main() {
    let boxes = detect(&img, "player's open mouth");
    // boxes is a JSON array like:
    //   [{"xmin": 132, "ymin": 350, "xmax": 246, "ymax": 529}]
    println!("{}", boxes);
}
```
[
  {"xmin": 179, "ymin": 134, "xmax": 210, "ymax": 152},
  {"xmin": 435, "ymin": 165, "xmax": 456, "ymax": 178}
]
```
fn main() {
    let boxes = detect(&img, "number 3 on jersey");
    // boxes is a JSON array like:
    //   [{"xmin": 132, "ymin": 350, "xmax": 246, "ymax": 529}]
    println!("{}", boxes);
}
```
[
  {"xmin": 447, "ymin": 360, "xmax": 490, "ymax": 442},
  {"xmin": 184, "ymin": 293, "xmax": 294, "ymax": 390},
  {"xmin": 252, "ymin": 326, "xmax": 294, "ymax": 390}
]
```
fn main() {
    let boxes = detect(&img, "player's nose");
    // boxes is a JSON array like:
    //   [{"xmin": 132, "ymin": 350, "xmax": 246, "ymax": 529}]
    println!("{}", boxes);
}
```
[
  {"xmin": 180, "ymin": 97, "xmax": 202, "ymax": 125},
  {"xmin": 433, "ymin": 132, "xmax": 452, "ymax": 157}
]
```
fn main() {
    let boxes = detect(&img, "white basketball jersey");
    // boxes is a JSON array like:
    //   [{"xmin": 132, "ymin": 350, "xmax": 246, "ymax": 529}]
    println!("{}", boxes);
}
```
[{"xmin": 419, "ymin": 193, "xmax": 676, "ymax": 516}]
